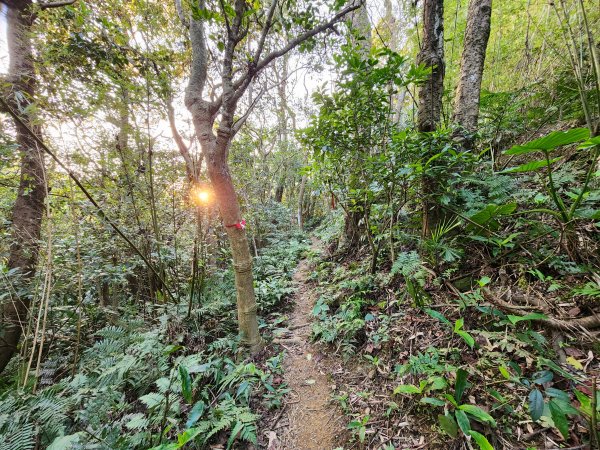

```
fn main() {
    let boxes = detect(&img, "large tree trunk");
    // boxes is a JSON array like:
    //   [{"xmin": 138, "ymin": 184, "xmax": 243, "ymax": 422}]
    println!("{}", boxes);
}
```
[
  {"xmin": 416, "ymin": 0, "xmax": 444, "ymax": 237},
  {"xmin": 0, "ymin": 0, "xmax": 47, "ymax": 374},
  {"xmin": 453, "ymin": 0, "xmax": 492, "ymax": 144}
]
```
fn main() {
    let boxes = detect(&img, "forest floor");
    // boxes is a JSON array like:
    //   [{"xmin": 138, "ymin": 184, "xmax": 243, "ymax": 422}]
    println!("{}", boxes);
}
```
[{"xmin": 271, "ymin": 242, "xmax": 347, "ymax": 450}]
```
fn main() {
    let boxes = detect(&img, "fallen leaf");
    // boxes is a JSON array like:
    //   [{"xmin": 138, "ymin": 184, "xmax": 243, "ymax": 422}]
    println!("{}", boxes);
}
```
[{"xmin": 566, "ymin": 356, "xmax": 583, "ymax": 371}]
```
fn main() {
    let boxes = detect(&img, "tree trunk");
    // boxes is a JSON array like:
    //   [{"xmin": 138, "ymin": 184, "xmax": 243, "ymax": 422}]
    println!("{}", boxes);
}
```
[
  {"xmin": 274, "ymin": 184, "xmax": 284, "ymax": 202},
  {"xmin": 0, "ymin": 0, "xmax": 47, "ymax": 374},
  {"xmin": 417, "ymin": 0, "xmax": 444, "ymax": 132},
  {"xmin": 297, "ymin": 175, "xmax": 306, "ymax": 229},
  {"xmin": 350, "ymin": 0, "xmax": 371, "ymax": 57},
  {"xmin": 206, "ymin": 143, "xmax": 262, "ymax": 352},
  {"xmin": 182, "ymin": 0, "xmax": 359, "ymax": 353},
  {"xmin": 453, "ymin": 0, "xmax": 492, "ymax": 144},
  {"xmin": 340, "ymin": 0, "xmax": 371, "ymax": 250},
  {"xmin": 416, "ymin": 0, "xmax": 445, "ymax": 237}
]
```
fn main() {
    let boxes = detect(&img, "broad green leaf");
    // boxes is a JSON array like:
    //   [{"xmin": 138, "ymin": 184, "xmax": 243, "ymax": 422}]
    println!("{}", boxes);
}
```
[
  {"xmin": 444, "ymin": 393, "xmax": 458, "ymax": 407},
  {"xmin": 506, "ymin": 312, "xmax": 547, "ymax": 324},
  {"xmin": 438, "ymin": 414, "xmax": 458, "ymax": 438},
  {"xmin": 177, "ymin": 427, "xmax": 204, "ymax": 446},
  {"xmin": 467, "ymin": 430, "xmax": 494, "ymax": 450},
  {"xmin": 550, "ymin": 398, "xmax": 580, "ymax": 416},
  {"xmin": 538, "ymin": 357, "xmax": 576, "ymax": 381},
  {"xmin": 186, "ymin": 401, "xmax": 206, "ymax": 428},
  {"xmin": 545, "ymin": 388, "xmax": 570, "ymax": 402},
  {"xmin": 428, "ymin": 376, "xmax": 447, "ymax": 391},
  {"xmin": 454, "ymin": 318, "xmax": 464, "ymax": 332},
  {"xmin": 578, "ymin": 135, "xmax": 600, "ymax": 149},
  {"xmin": 424, "ymin": 308, "xmax": 451, "ymax": 325},
  {"xmin": 455, "ymin": 369, "xmax": 468, "ymax": 403},
  {"xmin": 459, "ymin": 404, "xmax": 496, "ymax": 426},
  {"xmin": 502, "ymin": 157, "xmax": 561, "ymax": 173},
  {"xmin": 456, "ymin": 330, "xmax": 475, "ymax": 349},
  {"xmin": 48, "ymin": 433, "xmax": 83, "ymax": 450},
  {"xmin": 420, "ymin": 397, "xmax": 446, "ymax": 407},
  {"xmin": 499, "ymin": 365, "xmax": 511, "ymax": 380},
  {"xmin": 531, "ymin": 370, "xmax": 553, "ymax": 385},
  {"xmin": 528, "ymin": 389, "xmax": 544, "ymax": 421},
  {"xmin": 548, "ymin": 400, "xmax": 569, "ymax": 439},
  {"xmin": 455, "ymin": 409, "xmax": 471, "ymax": 435},
  {"xmin": 505, "ymin": 128, "xmax": 590, "ymax": 155},
  {"xmin": 468, "ymin": 203, "xmax": 517, "ymax": 228},
  {"xmin": 179, "ymin": 365, "xmax": 193, "ymax": 404},
  {"xmin": 478, "ymin": 276, "xmax": 491, "ymax": 287},
  {"xmin": 394, "ymin": 384, "xmax": 422, "ymax": 395},
  {"xmin": 574, "ymin": 389, "xmax": 592, "ymax": 416}
]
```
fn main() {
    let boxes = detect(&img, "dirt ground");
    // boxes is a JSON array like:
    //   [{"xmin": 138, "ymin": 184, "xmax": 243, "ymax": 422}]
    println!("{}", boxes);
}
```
[{"xmin": 267, "ymin": 255, "xmax": 347, "ymax": 450}]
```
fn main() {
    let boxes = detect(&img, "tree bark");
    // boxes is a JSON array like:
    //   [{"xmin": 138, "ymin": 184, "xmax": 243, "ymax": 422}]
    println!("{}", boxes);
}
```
[
  {"xmin": 350, "ymin": 0, "xmax": 371, "ymax": 57},
  {"xmin": 297, "ymin": 175, "xmax": 306, "ymax": 229},
  {"xmin": 0, "ymin": 0, "xmax": 47, "ymax": 374},
  {"xmin": 417, "ymin": 0, "xmax": 444, "ymax": 133},
  {"xmin": 416, "ymin": 0, "xmax": 444, "ymax": 237},
  {"xmin": 453, "ymin": 0, "xmax": 492, "ymax": 143}
]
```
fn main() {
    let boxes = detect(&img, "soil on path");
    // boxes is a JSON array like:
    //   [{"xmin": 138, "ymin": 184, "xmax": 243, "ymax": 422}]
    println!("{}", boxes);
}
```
[{"xmin": 271, "ymin": 252, "xmax": 345, "ymax": 450}]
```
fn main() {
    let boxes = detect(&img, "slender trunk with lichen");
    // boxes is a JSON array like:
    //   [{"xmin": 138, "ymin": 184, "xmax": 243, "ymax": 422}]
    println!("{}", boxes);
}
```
[
  {"xmin": 453, "ymin": 0, "xmax": 492, "ymax": 145},
  {"xmin": 0, "ymin": 0, "xmax": 47, "ymax": 374},
  {"xmin": 417, "ymin": 0, "xmax": 444, "ymax": 238}
]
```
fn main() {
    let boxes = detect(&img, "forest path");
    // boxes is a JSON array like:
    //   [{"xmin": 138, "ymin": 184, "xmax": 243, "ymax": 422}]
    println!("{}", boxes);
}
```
[{"xmin": 272, "ymin": 243, "xmax": 345, "ymax": 450}]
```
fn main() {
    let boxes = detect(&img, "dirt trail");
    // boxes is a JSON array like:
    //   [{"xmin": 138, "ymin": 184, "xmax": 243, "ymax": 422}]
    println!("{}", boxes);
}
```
[{"xmin": 271, "ymin": 252, "xmax": 345, "ymax": 450}]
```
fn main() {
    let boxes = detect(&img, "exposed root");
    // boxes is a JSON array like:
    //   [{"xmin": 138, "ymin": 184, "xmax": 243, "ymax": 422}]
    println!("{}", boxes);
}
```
[{"xmin": 482, "ymin": 287, "xmax": 600, "ymax": 331}]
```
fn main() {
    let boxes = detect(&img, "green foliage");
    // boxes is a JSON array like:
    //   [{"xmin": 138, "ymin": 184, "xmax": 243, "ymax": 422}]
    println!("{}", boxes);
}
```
[
  {"xmin": 393, "ymin": 367, "xmax": 496, "ymax": 448},
  {"xmin": 0, "ymin": 216, "xmax": 299, "ymax": 449}
]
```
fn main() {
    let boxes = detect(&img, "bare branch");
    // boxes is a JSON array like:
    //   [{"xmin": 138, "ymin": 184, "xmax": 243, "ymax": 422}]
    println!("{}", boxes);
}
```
[
  {"xmin": 39, "ymin": 0, "xmax": 77, "ymax": 9},
  {"xmin": 232, "ymin": 1, "xmax": 361, "ymax": 103},
  {"xmin": 232, "ymin": 87, "xmax": 266, "ymax": 136},
  {"xmin": 256, "ymin": 2, "xmax": 361, "ymax": 73},
  {"xmin": 174, "ymin": 0, "xmax": 189, "ymax": 28},
  {"xmin": 166, "ymin": 96, "xmax": 197, "ymax": 183},
  {"xmin": 253, "ymin": 0, "xmax": 278, "ymax": 63}
]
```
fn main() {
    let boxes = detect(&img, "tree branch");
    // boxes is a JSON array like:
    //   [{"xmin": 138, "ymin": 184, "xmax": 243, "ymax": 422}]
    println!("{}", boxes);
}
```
[
  {"xmin": 253, "ymin": 0, "xmax": 278, "ymax": 63},
  {"xmin": 232, "ymin": 1, "xmax": 361, "ymax": 103},
  {"xmin": 232, "ymin": 87, "xmax": 266, "ymax": 136},
  {"xmin": 39, "ymin": 0, "xmax": 77, "ymax": 9},
  {"xmin": 174, "ymin": 0, "xmax": 189, "ymax": 28},
  {"xmin": 185, "ymin": 0, "xmax": 209, "ymax": 109}
]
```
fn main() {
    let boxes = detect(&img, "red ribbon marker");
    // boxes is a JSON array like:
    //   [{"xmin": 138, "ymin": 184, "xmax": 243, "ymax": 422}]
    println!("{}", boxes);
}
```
[{"xmin": 225, "ymin": 219, "xmax": 246, "ymax": 230}]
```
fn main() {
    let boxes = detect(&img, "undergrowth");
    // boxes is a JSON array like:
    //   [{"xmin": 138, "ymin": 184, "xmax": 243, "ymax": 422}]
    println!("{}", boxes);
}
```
[
  {"xmin": 309, "ymin": 213, "xmax": 599, "ymax": 450},
  {"xmin": 0, "ymin": 218, "xmax": 309, "ymax": 450}
]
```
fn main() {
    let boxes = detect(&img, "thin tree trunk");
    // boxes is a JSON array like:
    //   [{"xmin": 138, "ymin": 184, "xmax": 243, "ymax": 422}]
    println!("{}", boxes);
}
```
[
  {"xmin": 206, "ymin": 144, "xmax": 262, "ymax": 351},
  {"xmin": 274, "ymin": 183, "xmax": 284, "ymax": 202},
  {"xmin": 340, "ymin": 0, "xmax": 371, "ymax": 250},
  {"xmin": 0, "ymin": 0, "xmax": 47, "ymax": 374},
  {"xmin": 453, "ymin": 0, "xmax": 492, "ymax": 144},
  {"xmin": 416, "ymin": 0, "xmax": 444, "ymax": 238},
  {"xmin": 297, "ymin": 175, "xmax": 306, "ymax": 229}
]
